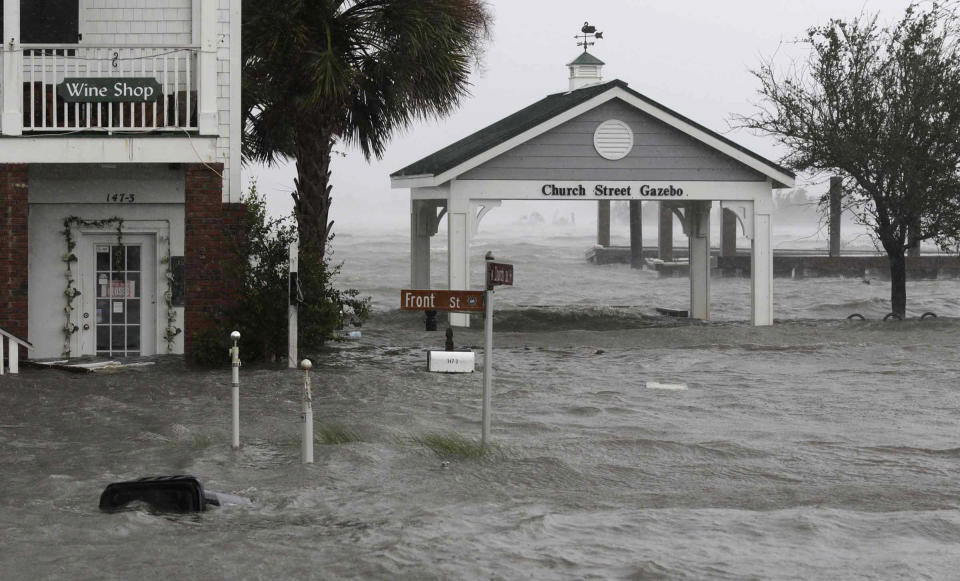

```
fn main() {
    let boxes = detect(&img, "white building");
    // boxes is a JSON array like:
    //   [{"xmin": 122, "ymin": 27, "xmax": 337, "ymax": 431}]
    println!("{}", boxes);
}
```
[{"xmin": 0, "ymin": 0, "xmax": 242, "ymax": 361}]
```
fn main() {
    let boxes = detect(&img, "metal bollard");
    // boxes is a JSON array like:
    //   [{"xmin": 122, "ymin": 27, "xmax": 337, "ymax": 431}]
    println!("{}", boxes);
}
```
[
  {"xmin": 300, "ymin": 358, "xmax": 314, "ymax": 464},
  {"xmin": 229, "ymin": 331, "xmax": 241, "ymax": 450}
]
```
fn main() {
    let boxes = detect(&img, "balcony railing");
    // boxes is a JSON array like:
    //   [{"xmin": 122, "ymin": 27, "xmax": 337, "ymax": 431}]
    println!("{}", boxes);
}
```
[{"xmin": 18, "ymin": 44, "xmax": 199, "ymax": 132}]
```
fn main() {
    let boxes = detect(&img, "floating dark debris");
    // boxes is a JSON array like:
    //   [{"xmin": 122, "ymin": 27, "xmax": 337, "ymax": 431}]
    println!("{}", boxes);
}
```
[{"xmin": 99, "ymin": 475, "xmax": 250, "ymax": 513}]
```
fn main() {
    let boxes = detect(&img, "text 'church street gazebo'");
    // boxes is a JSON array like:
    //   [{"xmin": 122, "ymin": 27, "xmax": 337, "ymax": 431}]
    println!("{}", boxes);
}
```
[{"xmin": 390, "ymin": 38, "xmax": 795, "ymax": 327}]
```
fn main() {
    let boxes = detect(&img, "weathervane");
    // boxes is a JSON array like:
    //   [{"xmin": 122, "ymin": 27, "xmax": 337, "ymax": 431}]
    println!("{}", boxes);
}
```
[{"xmin": 576, "ymin": 22, "xmax": 603, "ymax": 52}]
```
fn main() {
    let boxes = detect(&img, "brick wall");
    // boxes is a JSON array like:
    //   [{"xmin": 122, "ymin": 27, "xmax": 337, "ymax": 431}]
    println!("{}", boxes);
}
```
[
  {"xmin": 183, "ymin": 163, "xmax": 244, "ymax": 359},
  {"xmin": 0, "ymin": 164, "xmax": 29, "ymax": 362}
]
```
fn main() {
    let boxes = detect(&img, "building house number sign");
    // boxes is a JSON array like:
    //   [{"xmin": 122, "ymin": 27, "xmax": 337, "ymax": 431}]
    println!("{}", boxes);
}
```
[{"xmin": 57, "ymin": 77, "xmax": 163, "ymax": 103}]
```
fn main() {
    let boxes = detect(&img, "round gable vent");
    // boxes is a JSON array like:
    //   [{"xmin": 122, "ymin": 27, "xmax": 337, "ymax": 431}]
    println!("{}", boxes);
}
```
[{"xmin": 593, "ymin": 119, "xmax": 634, "ymax": 160}]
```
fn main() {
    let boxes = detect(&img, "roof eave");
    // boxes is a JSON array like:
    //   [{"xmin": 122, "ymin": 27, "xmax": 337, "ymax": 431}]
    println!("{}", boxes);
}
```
[{"xmin": 390, "ymin": 173, "xmax": 439, "ymax": 189}]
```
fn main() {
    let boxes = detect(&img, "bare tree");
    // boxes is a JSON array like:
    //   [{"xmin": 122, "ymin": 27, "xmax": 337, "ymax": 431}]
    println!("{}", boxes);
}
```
[{"xmin": 737, "ymin": 2, "xmax": 960, "ymax": 316}]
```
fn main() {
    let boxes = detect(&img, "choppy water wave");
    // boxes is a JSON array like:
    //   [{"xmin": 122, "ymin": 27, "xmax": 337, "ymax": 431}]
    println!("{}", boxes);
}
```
[
  {"xmin": 373, "ymin": 304, "xmax": 670, "ymax": 330},
  {"xmin": 4, "ymin": 231, "xmax": 960, "ymax": 579},
  {"xmin": 328, "ymin": 228, "xmax": 960, "ymax": 320}
]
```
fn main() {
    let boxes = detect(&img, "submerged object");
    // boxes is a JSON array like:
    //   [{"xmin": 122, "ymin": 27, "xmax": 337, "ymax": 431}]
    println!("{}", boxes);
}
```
[
  {"xmin": 99, "ymin": 475, "xmax": 251, "ymax": 513},
  {"xmin": 646, "ymin": 382, "xmax": 688, "ymax": 391},
  {"xmin": 655, "ymin": 307, "xmax": 688, "ymax": 318},
  {"xmin": 847, "ymin": 313, "xmax": 866, "ymax": 320}
]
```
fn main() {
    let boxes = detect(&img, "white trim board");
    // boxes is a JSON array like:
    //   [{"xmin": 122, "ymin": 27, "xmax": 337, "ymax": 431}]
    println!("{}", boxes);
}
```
[{"xmin": 0, "ymin": 136, "xmax": 218, "ymax": 164}]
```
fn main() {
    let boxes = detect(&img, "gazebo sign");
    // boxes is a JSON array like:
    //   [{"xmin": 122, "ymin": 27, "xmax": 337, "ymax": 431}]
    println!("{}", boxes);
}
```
[
  {"xmin": 540, "ymin": 184, "xmax": 685, "ymax": 198},
  {"xmin": 57, "ymin": 77, "xmax": 162, "ymax": 103}
]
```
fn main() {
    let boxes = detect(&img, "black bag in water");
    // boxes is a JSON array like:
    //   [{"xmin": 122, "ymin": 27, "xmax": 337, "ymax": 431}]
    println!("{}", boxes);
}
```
[{"xmin": 99, "ymin": 475, "xmax": 207, "ymax": 513}]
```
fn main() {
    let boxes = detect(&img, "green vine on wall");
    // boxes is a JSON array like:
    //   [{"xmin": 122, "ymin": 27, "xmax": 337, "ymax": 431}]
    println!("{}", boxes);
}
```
[
  {"xmin": 61, "ymin": 217, "xmax": 124, "ymax": 358},
  {"xmin": 158, "ymin": 234, "xmax": 181, "ymax": 353}
]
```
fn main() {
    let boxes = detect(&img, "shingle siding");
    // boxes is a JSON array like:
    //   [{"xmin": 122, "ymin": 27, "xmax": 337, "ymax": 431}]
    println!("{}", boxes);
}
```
[
  {"xmin": 82, "ymin": 0, "xmax": 193, "ymax": 46},
  {"xmin": 79, "ymin": 0, "xmax": 235, "ymax": 200},
  {"xmin": 460, "ymin": 99, "xmax": 766, "ymax": 182}
]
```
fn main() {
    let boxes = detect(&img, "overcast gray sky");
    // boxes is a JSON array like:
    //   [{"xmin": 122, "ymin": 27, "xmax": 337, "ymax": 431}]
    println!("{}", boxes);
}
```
[{"xmin": 242, "ymin": 0, "xmax": 920, "ymax": 233}]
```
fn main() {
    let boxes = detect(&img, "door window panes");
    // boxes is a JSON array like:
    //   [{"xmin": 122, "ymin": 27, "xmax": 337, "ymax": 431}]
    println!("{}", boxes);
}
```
[{"xmin": 95, "ymin": 244, "xmax": 142, "ymax": 357}]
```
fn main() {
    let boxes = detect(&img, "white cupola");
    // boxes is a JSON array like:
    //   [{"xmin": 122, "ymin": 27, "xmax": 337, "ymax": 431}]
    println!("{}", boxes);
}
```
[{"xmin": 567, "ymin": 51, "xmax": 605, "ymax": 91}]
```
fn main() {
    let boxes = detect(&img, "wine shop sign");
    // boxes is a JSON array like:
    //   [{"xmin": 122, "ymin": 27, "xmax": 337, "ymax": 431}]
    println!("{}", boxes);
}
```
[{"xmin": 57, "ymin": 78, "xmax": 163, "ymax": 103}]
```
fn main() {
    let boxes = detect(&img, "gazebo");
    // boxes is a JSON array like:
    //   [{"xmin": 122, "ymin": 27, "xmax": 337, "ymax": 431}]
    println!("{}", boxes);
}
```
[{"xmin": 391, "ymin": 50, "xmax": 795, "ymax": 327}]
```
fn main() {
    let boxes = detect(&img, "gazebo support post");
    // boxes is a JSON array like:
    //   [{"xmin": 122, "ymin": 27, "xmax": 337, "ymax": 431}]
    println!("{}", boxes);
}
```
[
  {"xmin": 411, "ymin": 199, "xmax": 433, "ymax": 289},
  {"xmin": 751, "ymin": 212, "xmax": 773, "ymax": 325},
  {"xmin": 688, "ymin": 201, "xmax": 711, "ymax": 320},
  {"xmin": 447, "ymin": 194, "xmax": 471, "ymax": 327}
]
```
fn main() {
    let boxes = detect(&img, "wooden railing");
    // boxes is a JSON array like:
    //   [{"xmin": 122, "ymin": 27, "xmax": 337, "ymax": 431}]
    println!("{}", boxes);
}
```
[
  {"xmin": 0, "ymin": 327, "xmax": 33, "ymax": 375},
  {"xmin": 19, "ymin": 44, "xmax": 199, "ymax": 131}
]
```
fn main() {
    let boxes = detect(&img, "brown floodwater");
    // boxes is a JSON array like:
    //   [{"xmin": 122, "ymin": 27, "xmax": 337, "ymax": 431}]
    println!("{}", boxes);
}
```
[
  {"xmin": 3, "ymin": 228, "xmax": 960, "ymax": 579},
  {"xmin": 2, "ymin": 314, "xmax": 960, "ymax": 580}
]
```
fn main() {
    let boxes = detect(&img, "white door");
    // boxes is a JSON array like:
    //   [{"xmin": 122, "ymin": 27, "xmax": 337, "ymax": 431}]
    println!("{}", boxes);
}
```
[{"xmin": 78, "ymin": 234, "xmax": 157, "ymax": 357}]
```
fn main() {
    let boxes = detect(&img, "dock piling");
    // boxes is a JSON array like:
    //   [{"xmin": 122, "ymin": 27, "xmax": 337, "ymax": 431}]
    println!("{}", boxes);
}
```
[
  {"xmin": 629, "ymin": 200, "xmax": 642, "ymax": 268},
  {"xmin": 829, "ymin": 177, "xmax": 842, "ymax": 257},
  {"xmin": 597, "ymin": 200, "xmax": 610, "ymax": 248}
]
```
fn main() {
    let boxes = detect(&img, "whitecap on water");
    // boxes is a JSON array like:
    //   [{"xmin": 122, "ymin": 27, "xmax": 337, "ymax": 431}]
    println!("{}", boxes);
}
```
[{"xmin": 645, "ymin": 382, "xmax": 688, "ymax": 390}]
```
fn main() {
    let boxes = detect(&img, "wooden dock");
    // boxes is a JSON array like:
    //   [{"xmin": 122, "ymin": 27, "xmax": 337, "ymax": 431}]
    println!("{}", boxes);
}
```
[{"xmin": 585, "ymin": 246, "xmax": 960, "ymax": 279}]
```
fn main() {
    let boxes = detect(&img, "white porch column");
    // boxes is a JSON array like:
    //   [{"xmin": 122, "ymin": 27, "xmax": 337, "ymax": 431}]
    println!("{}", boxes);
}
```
[
  {"xmin": 2, "ymin": 1, "xmax": 23, "ymax": 135},
  {"xmin": 411, "ymin": 199, "xmax": 441, "ymax": 289},
  {"xmin": 197, "ymin": 0, "xmax": 219, "ymax": 135},
  {"xmin": 447, "ymin": 189, "xmax": 471, "ymax": 327},
  {"xmin": 688, "ymin": 201, "xmax": 711, "ymax": 320},
  {"xmin": 751, "ymin": 212, "xmax": 773, "ymax": 325}
]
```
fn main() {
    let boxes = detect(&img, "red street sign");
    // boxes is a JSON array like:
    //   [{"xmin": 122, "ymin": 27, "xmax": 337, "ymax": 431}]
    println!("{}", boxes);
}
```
[
  {"xmin": 486, "ymin": 261, "xmax": 514, "ymax": 289},
  {"xmin": 400, "ymin": 289, "xmax": 485, "ymax": 312}
]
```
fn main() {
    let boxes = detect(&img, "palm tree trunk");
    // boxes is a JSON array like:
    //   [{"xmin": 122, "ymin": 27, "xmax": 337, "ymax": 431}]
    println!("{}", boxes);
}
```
[
  {"xmin": 888, "ymin": 250, "xmax": 907, "ymax": 317},
  {"xmin": 292, "ymin": 121, "xmax": 336, "ymax": 259}
]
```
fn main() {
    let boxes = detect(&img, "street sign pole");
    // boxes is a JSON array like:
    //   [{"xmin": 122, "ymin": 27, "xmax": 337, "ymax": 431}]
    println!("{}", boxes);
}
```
[
  {"xmin": 482, "ymin": 285, "xmax": 493, "ymax": 448},
  {"xmin": 481, "ymin": 252, "xmax": 502, "ymax": 448}
]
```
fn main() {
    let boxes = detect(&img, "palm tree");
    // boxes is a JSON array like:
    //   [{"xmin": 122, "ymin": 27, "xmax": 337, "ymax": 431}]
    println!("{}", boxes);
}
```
[{"xmin": 242, "ymin": 0, "xmax": 491, "ymax": 259}]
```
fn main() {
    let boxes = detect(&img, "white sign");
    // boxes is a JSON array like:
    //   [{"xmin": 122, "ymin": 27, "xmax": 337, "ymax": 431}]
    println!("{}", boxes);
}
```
[{"xmin": 540, "ymin": 183, "xmax": 685, "ymax": 198}]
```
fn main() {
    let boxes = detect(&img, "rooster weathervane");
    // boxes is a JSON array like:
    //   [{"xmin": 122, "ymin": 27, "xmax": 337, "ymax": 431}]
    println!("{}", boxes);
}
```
[{"xmin": 576, "ymin": 22, "xmax": 603, "ymax": 52}]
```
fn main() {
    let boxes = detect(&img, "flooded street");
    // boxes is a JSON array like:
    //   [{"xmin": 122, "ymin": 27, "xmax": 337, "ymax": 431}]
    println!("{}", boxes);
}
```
[{"xmin": 3, "ymin": 229, "xmax": 960, "ymax": 579}]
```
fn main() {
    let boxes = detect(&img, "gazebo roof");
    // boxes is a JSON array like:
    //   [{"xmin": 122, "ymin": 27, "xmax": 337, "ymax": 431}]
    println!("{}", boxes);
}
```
[{"xmin": 391, "ymin": 79, "xmax": 795, "ymax": 188}]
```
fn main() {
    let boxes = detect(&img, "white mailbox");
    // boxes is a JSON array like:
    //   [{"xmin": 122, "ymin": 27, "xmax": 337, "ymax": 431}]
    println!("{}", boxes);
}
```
[{"xmin": 428, "ymin": 350, "xmax": 476, "ymax": 373}]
